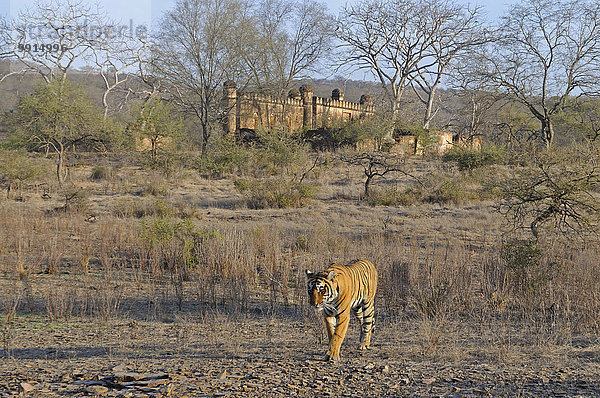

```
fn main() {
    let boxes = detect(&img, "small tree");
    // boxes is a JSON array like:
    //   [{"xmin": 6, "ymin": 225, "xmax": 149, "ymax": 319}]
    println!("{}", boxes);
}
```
[
  {"xmin": 340, "ymin": 151, "xmax": 422, "ymax": 197},
  {"xmin": 129, "ymin": 97, "xmax": 184, "ymax": 164},
  {"xmin": 8, "ymin": 77, "xmax": 102, "ymax": 184}
]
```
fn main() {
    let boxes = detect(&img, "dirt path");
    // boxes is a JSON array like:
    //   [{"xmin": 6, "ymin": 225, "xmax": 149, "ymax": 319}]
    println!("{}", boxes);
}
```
[{"xmin": 2, "ymin": 317, "xmax": 599, "ymax": 397}]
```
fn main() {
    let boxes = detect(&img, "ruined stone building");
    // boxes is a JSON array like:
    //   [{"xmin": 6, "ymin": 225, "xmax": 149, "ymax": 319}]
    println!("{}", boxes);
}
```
[
  {"xmin": 222, "ymin": 82, "xmax": 375, "ymax": 134},
  {"xmin": 221, "ymin": 81, "xmax": 481, "ymax": 154}
]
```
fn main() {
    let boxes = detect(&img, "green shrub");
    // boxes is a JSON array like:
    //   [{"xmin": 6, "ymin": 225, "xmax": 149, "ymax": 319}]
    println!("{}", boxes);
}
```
[
  {"xmin": 61, "ymin": 188, "xmax": 90, "ymax": 213},
  {"xmin": 141, "ymin": 179, "xmax": 168, "ymax": 196},
  {"xmin": 442, "ymin": 145, "xmax": 505, "ymax": 171},
  {"xmin": 394, "ymin": 123, "xmax": 438, "ymax": 154},
  {"xmin": 0, "ymin": 149, "xmax": 51, "ymax": 197},
  {"xmin": 197, "ymin": 131, "xmax": 312, "ymax": 178},
  {"xmin": 140, "ymin": 216, "xmax": 222, "ymax": 271},
  {"xmin": 234, "ymin": 178, "xmax": 318, "ymax": 209},
  {"xmin": 501, "ymin": 239, "xmax": 546, "ymax": 295}
]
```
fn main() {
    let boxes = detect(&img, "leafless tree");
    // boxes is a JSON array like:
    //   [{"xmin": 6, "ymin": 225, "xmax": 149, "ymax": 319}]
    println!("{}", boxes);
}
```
[
  {"xmin": 0, "ymin": 0, "xmax": 112, "ymax": 82},
  {"xmin": 90, "ymin": 33, "xmax": 151, "ymax": 119},
  {"xmin": 446, "ymin": 55, "xmax": 504, "ymax": 139},
  {"xmin": 241, "ymin": 0, "xmax": 333, "ymax": 99},
  {"xmin": 340, "ymin": 151, "xmax": 422, "ymax": 197},
  {"xmin": 497, "ymin": 144, "xmax": 600, "ymax": 239},
  {"xmin": 336, "ymin": 0, "xmax": 423, "ymax": 123},
  {"xmin": 482, "ymin": 0, "xmax": 600, "ymax": 147},
  {"xmin": 410, "ymin": 0, "xmax": 487, "ymax": 129},
  {"xmin": 152, "ymin": 0, "xmax": 246, "ymax": 154},
  {"xmin": 336, "ymin": 0, "xmax": 486, "ymax": 131}
]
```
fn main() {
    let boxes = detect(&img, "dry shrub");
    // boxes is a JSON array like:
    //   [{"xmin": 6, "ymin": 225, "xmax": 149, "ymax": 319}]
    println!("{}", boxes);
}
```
[
  {"xmin": 367, "ymin": 186, "xmax": 420, "ymax": 206},
  {"xmin": 234, "ymin": 178, "xmax": 317, "ymax": 209}
]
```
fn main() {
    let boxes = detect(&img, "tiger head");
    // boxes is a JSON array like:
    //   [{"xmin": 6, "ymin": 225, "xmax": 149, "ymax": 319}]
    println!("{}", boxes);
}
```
[{"xmin": 305, "ymin": 269, "xmax": 338, "ymax": 310}]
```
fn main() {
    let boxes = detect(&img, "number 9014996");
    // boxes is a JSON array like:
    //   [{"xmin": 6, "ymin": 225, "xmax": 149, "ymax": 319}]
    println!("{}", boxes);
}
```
[{"xmin": 17, "ymin": 43, "xmax": 68, "ymax": 52}]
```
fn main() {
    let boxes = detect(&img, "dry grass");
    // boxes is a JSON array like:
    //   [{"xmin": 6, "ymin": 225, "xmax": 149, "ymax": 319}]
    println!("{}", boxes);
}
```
[{"xmin": 0, "ymin": 150, "xmax": 599, "ymax": 368}]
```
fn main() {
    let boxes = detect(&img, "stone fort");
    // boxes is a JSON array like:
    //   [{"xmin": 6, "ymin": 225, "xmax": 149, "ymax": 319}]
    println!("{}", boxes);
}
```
[
  {"xmin": 222, "ymin": 82, "xmax": 375, "ymax": 134},
  {"xmin": 221, "ymin": 81, "xmax": 481, "ymax": 153}
]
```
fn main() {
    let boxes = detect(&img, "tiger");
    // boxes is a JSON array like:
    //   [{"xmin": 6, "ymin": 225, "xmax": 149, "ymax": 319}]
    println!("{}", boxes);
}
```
[{"xmin": 305, "ymin": 259, "xmax": 378, "ymax": 362}]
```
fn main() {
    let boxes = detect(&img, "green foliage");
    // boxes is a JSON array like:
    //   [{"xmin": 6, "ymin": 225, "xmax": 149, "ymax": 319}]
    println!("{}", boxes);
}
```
[
  {"xmin": 6, "ymin": 77, "xmax": 104, "ymax": 183},
  {"xmin": 113, "ymin": 198, "xmax": 174, "ymax": 218},
  {"xmin": 333, "ymin": 116, "xmax": 393, "ymax": 148},
  {"xmin": 8, "ymin": 77, "xmax": 102, "ymax": 151},
  {"xmin": 367, "ymin": 186, "xmax": 420, "ymax": 206},
  {"xmin": 129, "ymin": 97, "xmax": 185, "ymax": 169},
  {"xmin": 140, "ymin": 216, "xmax": 222, "ymax": 269},
  {"xmin": 90, "ymin": 166, "xmax": 111, "ymax": 181},
  {"xmin": 500, "ymin": 238, "xmax": 558, "ymax": 297},
  {"xmin": 0, "ymin": 149, "xmax": 51, "ymax": 197},
  {"xmin": 394, "ymin": 123, "xmax": 438, "ymax": 154},
  {"xmin": 197, "ymin": 130, "xmax": 312, "ymax": 178},
  {"xmin": 98, "ymin": 118, "xmax": 131, "ymax": 151},
  {"xmin": 60, "ymin": 188, "xmax": 90, "ymax": 213},
  {"xmin": 141, "ymin": 178, "xmax": 168, "ymax": 196},
  {"xmin": 234, "ymin": 178, "xmax": 318, "ymax": 209},
  {"xmin": 442, "ymin": 145, "xmax": 505, "ymax": 171},
  {"xmin": 556, "ymin": 97, "xmax": 600, "ymax": 143}
]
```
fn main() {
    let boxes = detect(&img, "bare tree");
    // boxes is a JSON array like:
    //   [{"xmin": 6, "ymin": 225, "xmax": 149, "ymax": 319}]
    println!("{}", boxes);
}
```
[
  {"xmin": 410, "ymin": 0, "xmax": 487, "ymax": 129},
  {"xmin": 336, "ymin": 0, "xmax": 486, "ymax": 131},
  {"xmin": 90, "ymin": 33, "xmax": 151, "ymax": 119},
  {"xmin": 340, "ymin": 151, "xmax": 422, "ymax": 197},
  {"xmin": 336, "ymin": 0, "xmax": 425, "ymax": 123},
  {"xmin": 446, "ymin": 55, "xmax": 503, "ymax": 139},
  {"xmin": 0, "ymin": 0, "xmax": 112, "ymax": 82},
  {"xmin": 152, "ymin": 0, "xmax": 246, "ymax": 154},
  {"xmin": 482, "ymin": 0, "xmax": 600, "ymax": 147},
  {"xmin": 241, "ymin": 0, "xmax": 333, "ymax": 99}
]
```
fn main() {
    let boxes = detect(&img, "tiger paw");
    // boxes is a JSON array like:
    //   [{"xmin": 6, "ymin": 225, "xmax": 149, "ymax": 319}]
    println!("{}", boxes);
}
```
[
  {"xmin": 325, "ymin": 353, "xmax": 339, "ymax": 362},
  {"xmin": 358, "ymin": 344, "xmax": 370, "ymax": 350}
]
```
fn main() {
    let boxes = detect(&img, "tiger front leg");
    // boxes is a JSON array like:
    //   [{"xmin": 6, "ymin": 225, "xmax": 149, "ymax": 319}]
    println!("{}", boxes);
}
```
[
  {"xmin": 323, "ymin": 315, "xmax": 336, "ymax": 345},
  {"xmin": 325, "ymin": 312, "xmax": 350, "ymax": 362}
]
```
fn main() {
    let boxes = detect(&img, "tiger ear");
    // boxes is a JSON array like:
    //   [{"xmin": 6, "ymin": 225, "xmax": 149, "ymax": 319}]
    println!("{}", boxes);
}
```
[
  {"xmin": 305, "ymin": 270, "xmax": 313, "ymax": 278},
  {"xmin": 327, "ymin": 270, "xmax": 336, "ymax": 281}
]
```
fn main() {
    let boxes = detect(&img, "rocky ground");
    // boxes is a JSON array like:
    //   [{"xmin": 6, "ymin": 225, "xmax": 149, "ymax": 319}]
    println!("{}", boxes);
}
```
[{"xmin": 1, "ymin": 315, "xmax": 600, "ymax": 397}]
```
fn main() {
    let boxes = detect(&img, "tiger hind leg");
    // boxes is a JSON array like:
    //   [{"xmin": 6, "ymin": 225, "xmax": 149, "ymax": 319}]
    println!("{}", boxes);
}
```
[{"xmin": 358, "ymin": 301, "xmax": 375, "ymax": 350}]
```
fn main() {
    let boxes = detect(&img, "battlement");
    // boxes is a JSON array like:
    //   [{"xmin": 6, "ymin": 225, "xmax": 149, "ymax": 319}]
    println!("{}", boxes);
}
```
[{"xmin": 222, "ymin": 83, "xmax": 375, "ymax": 134}]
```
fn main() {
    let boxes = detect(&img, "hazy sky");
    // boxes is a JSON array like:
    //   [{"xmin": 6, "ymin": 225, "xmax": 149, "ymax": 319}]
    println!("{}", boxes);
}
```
[{"xmin": 1, "ymin": 0, "xmax": 516, "ymax": 27}]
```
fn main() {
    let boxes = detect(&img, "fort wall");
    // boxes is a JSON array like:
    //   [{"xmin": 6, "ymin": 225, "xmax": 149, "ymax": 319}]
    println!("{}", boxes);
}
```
[{"xmin": 222, "ymin": 83, "xmax": 375, "ymax": 134}]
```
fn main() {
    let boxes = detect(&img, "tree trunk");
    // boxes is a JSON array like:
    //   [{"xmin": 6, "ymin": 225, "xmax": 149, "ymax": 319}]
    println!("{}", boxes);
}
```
[
  {"xmin": 423, "ymin": 86, "xmax": 438, "ymax": 130},
  {"xmin": 540, "ymin": 117, "xmax": 554, "ymax": 148},
  {"xmin": 57, "ymin": 144, "xmax": 66, "ymax": 185},
  {"xmin": 364, "ymin": 175, "xmax": 372, "ymax": 198},
  {"xmin": 201, "ymin": 122, "xmax": 210, "ymax": 156}
]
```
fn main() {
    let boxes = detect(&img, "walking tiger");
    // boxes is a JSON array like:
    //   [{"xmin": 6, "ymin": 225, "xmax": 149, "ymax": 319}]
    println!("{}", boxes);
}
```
[{"xmin": 305, "ymin": 259, "xmax": 378, "ymax": 362}]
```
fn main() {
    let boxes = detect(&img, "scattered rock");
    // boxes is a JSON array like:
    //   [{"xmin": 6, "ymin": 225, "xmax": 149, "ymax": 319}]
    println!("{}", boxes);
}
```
[
  {"xmin": 18, "ymin": 382, "xmax": 35, "ymax": 394},
  {"xmin": 86, "ymin": 384, "xmax": 109, "ymax": 394}
]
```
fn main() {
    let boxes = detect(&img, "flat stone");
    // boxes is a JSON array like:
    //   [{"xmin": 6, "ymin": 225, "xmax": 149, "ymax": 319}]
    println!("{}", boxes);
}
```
[
  {"xmin": 19, "ymin": 382, "xmax": 35, "ymax": 393},
  {"xmin": 86, "ymin": 385, "xmax": 109, "ymax": 394},
  {"xmin": 114, "ymin": 372, "xmax": 144, "ymax": 382}
]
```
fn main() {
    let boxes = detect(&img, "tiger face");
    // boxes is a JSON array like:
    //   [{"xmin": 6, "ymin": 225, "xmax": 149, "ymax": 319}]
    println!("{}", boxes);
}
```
[{"xmin": 305, "ymin": 270, "xmax": 337, "ymax": 311}]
